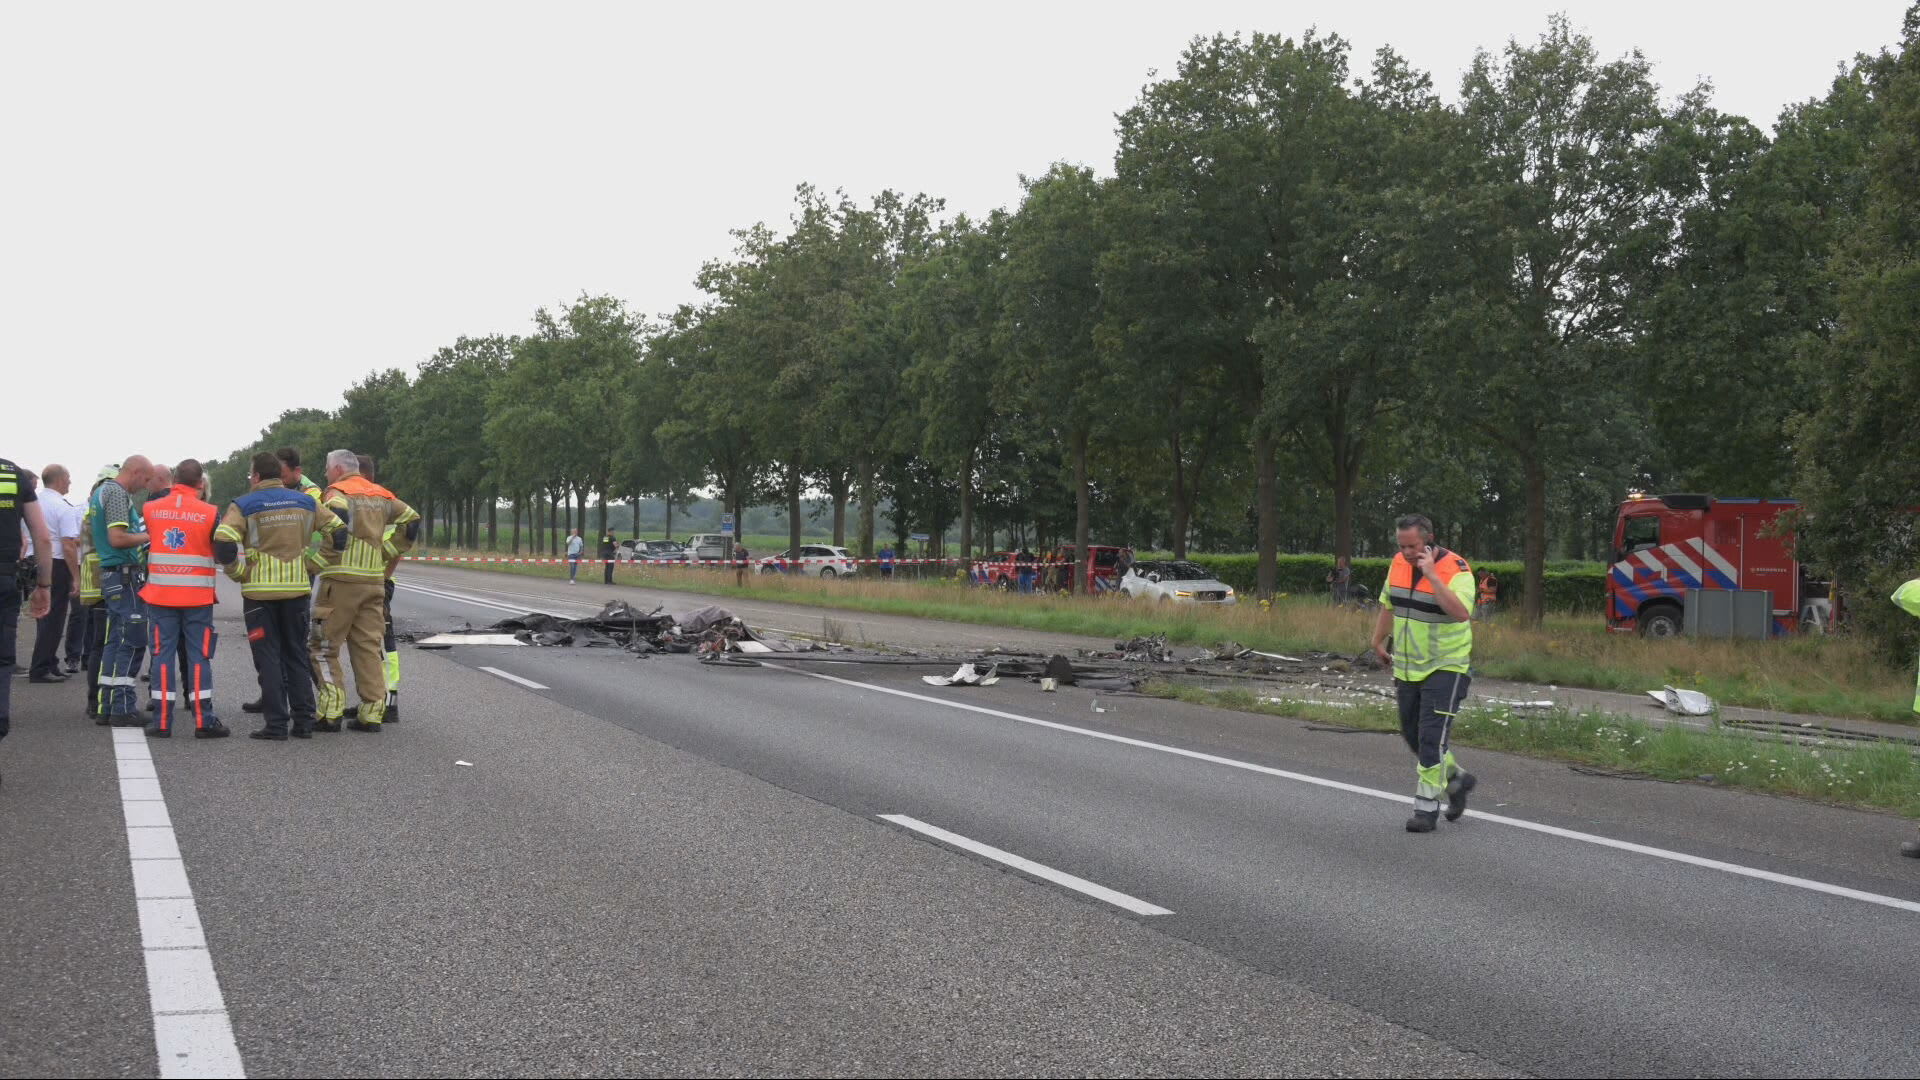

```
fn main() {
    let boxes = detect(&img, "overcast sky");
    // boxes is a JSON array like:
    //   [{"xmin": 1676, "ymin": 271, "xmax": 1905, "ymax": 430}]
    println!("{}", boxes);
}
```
[{"xmin": 2, "ymin": 1, "xmax": 1905, "ymax": 488}]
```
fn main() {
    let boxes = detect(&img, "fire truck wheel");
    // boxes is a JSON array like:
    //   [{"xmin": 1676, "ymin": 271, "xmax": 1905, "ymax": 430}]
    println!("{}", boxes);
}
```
[{"xmin": 1637, "ymin": 604, "xmax": 1683, "ymax": 639}]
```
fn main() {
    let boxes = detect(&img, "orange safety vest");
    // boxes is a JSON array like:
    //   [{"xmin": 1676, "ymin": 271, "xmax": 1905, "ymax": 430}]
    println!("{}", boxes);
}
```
[{"xmin": 139, "ymin": 484, "xmax": 220, "ymax": 607}]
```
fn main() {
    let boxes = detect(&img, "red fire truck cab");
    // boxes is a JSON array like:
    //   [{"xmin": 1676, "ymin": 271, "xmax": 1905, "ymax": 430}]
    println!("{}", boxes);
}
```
[{"xmin": 1607, "ymin": 494, "xmax": 1826, "ymax": 638}]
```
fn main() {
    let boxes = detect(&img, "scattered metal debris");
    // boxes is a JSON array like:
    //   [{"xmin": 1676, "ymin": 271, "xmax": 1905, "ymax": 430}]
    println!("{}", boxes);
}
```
[
  {"xmin": 923, "ymin": 663, "xmax": 1002, "ymax": 687},
  {"xmin": 1648, "ymin": 687, "xmax": 1715, "ymax": 717}
]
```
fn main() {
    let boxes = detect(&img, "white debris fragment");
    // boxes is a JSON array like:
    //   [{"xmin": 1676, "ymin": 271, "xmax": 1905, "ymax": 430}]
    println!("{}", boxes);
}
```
[
  {"xmin": 454, "ymin": 760, "xmax": 474, "ymax": 768},
  {"xmin": 923, "ymin": 663, "xmax": 1001, "ymax": 688},
  {"xmin": 417, "ymin": 633, "xmax": 526, "ymax": 646},
  {"xmin": 1647, "ymin": 686, "xmax": 1715, "ymax": 716},
  {"xmin": 1483, "ymin": 697, "xmax": 1555, "ymax": 709}
]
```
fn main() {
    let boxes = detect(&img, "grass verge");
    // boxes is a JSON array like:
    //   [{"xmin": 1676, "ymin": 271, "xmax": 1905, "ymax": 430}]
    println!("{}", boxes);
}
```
[
  {"xmin": 1142, "ymin": 681, "xmax": 1920, "ymax": 818},
  {"xmin": 404, "ymin": 548, "xmax": 1917, "ymax": 724}
]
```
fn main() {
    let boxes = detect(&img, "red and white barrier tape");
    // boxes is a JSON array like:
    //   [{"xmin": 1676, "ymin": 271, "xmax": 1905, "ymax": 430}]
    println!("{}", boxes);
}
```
[{"xmin": 399, "ymin": 555, "xmax": 1077, "ymax": 570}]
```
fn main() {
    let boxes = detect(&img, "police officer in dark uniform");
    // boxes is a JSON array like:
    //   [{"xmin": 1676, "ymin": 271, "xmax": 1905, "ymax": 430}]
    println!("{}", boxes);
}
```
[{"xmin": 2, "ymin": 456, "xmax": 56, "ymax": 787}]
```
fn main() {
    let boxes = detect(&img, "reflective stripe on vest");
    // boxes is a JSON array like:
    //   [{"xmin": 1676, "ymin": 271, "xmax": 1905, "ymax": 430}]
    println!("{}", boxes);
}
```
[{"xmin": 1386, "ymin": 550, "xmax": 1474, "ymax": 681}]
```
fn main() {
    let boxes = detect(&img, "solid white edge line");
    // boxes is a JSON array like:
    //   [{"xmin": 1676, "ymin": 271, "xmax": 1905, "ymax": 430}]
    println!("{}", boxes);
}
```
[
  {"xmin": 112, "ymin": 730, "xmax": 246, "ymax": 1078},
  {"xmin": 479, "ymin": 666, "xmax": 550, "ymax": 691},
  {"xmin": 775, "ymin": 666, "xmax": 1920, "ymax": 918},
  {"xmin": 879, "ymin": 814, "xmax": 1172, "ymax": 916}
]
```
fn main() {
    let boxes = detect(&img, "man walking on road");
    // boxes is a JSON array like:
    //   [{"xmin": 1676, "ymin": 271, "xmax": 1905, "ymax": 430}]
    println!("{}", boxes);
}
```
[
  {"xmin": 137, "ymin": 460, "xmax": 229, "ymax": 739},
  {"xmin": 218, "ymin": 452, "xmax": 342, "ymax": 740},
  {"xmin": 90, "ymin": 457, "xmax": 152, "ymax": 726},
  {"xmin": 1371, "ymin": 513, "xmax": 1478, "ymax": 833},
  {"xmin": 2, "ymin": 455, "xmax": 55, "ymax": 786},
  {"xmin": 567, "ymin": 528, "xmax": 584, "ymax": 583},
  {"xmin": 310, "ymin": 450, "xmax": 418, "ymax": 732},
  {"xmin": 27, "ymin": 464, "xmax": 82, "ymax": 682}
]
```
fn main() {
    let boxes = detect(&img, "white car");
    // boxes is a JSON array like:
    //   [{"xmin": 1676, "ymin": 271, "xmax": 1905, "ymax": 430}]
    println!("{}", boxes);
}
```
[
  {"xmin": 1119, "ymin": 561, "xmax": 1237, "ymax": 604},
  {"xmin": 757, "ymin": 544, "xmax": 859, "ymax": 577}
]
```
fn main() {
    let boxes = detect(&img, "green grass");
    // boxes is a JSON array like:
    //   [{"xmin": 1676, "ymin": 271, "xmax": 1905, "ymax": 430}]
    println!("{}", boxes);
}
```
[
  {"xmin": 1143, "ymin": 682, "xmax": 1920, "ymax": 818},
  {"xmin": 404, "ymin": 547, "xmax": 1919, "ymax": 724}
]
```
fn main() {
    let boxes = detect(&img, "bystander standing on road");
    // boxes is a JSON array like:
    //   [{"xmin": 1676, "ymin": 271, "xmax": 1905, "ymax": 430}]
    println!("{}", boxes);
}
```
[
  {"xmin": 90, "ymin": 457, "xmax": 152, "ymax": 726},
  {"xmin": 567, "ymin": 529, "xmax": 584, "ymax": 583},
  {"xmin": 878, "ymin": 544, "xmax": 895, "ymax": 581},
  {"xmin": 600, "ymin": 530, "xmax": 617, "ymax": 584},
  {"xmin": 1017, "ymin": 546, "xmax": 1037, "ymax": 593},
  {"xmin": 27, "ymin": 465, "xmax": 83, "ymax": 682},
  {"xmin": 1477, "ymin": 571, "xmax": 1499, "ymax": 620},
  {"xmin": 1327, "ymin": 556, "xmax": 1353, "ymax": 607},
  {"xmin": 1371, "ymin": 513, "xmax": 1479, "ymax": 834}
]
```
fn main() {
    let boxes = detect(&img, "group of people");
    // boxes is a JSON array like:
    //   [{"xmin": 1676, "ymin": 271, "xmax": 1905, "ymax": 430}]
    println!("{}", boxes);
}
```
[{"xmin": 0, "ymin": 448, "xmax": 418, "ymax": 779}]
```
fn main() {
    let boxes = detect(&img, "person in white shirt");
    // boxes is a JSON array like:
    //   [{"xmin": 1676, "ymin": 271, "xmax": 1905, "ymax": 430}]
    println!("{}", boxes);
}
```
[
  {"xmin": 28, "ymin": 465, "xmax": 85, "ymax": 680},
  {"xmin": 566, "ymin": 529, "xmax": 584, "ymax": 583}
]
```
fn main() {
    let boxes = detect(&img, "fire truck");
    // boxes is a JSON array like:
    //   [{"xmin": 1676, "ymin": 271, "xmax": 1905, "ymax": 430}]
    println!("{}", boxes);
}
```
[{"xmin": 1606, "ymin": 494, "xmax": 1829, "ymax": 638}]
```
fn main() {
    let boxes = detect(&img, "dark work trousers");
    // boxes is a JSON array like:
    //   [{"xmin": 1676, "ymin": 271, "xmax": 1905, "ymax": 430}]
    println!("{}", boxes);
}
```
[
  {"xmin": 0, "ymin": 576, "xmax": 18, "ymax": 742},
  {"xmin": 1397, "ymin": 670, "xmax": 1471, "ymax": 815},
  {"xmin": 602, "ymin": 559, "xmax": 614, "ymax": 584},
  {"xmin": 29, "ymin": 560, "xmax": 73, "ymax": 677},
  {"xmin": 64, "ymin": 570, "xmax": 86, "ymax": 665},
  {"xmin": 245, "ymin": 596, "xmax": 316, "ymax": 736}
]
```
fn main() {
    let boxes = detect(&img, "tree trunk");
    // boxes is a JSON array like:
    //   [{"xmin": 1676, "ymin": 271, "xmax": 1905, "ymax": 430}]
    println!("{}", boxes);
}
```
[
  {"xmin": 787, "ymin": 463, "xmax": 804, "ymax": 562},
  {"xmin": 631, "ymin": 495, "xmax": 639, "ymax": 538},
  {"xmin": 959, "ymin": 446, "xmax": 975, "ymax": 570},
  {"xmin": 1254, "ymin": 432, "xmax": 1278, "ymax": 599},
  {"xmin": 1523, "ymin": 454, "xmax": 1547, "ymax": 627},
  {"xmin": 1169, "ymin": 428, "xmax": 1190, "ymax": 560},
  {"xmin": 511, "ymin": 494, "xmax": 522, "ymax": 555},
  {"xmin": 856, "ymin": 453, "xmax": 876, "ymax": 559},
  {"xmin": 1332, "ymin": 460, "xmax": 1356, "ymax": 567},
  {"xmin": 487, "ymin": 491, "xmax": 498, "ymax": 552},
  {"xmin": 664, "ymin": 498, "xmax": 674, "ymax": 544},
  {"xmin": 1072, "ymin": 427, "xmax": 1091, "ymax": 594},
  {"xmin": 828, "ymin": 467, "xmax": 850, "ymax": 546}
]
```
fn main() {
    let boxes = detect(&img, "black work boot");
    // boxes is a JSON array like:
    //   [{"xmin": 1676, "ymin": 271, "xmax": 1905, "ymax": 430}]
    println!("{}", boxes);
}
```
[
  {"xmin": 249, "ymin": 729, "xmax": 288, "ymax": 741},
  {"xmin": 1406, "ymin": 810, "xmax": 1439, "ymax": 833},
  {"xmin": 145, "ymin": 723, "xmax": 170, "ymax": 739},
  {"xmin": 343, "ymin": 705, "xmax": 358, "ymax": 721},
  {"xmin": 194, "ymin": 723, "xmax": 231, "ymax": 739},
  {"xmin": 1445, "ymin": 772, "xmax": 1478, "ymax": 822},
  {"xmin": 241, "ymin": 699, "xmax": 264, "ymax": 714},
  {"xmin": 1902, "ymin": 840, "xmax": 1920, "ymax": 859},
  {"xmin": 347, "ymin": 718, "xmax": 381, "ymax": 733},
  {"xmin": 384, "ymin": 693, "xmax": 398, "ymax": 722},
  {"xmin": 311, "ymin": 719, "xmax": 342, "ymax": 733}
]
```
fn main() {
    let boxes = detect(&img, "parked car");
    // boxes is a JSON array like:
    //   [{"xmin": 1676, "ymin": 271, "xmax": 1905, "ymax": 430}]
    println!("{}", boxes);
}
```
[
  {"xmin": 758, "ymin": 545, "xmax": 859, "ymax": 577},
  {"xmin": 685, "ymin": 533, "xmax": 736, "ymax": 562},
  {"xmin": 617, "ymin": 539, "xmax": 689, "ymax": 563},
  {"xmin": 1119, "ymin": 560, "xmax": 1237, "ymax": 604}
]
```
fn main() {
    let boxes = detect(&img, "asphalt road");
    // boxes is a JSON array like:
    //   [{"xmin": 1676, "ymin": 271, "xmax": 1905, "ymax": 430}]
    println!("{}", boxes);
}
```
[{"xmin": 6, "ymin": 567, "xmax": 1920, "ymax": 1078}]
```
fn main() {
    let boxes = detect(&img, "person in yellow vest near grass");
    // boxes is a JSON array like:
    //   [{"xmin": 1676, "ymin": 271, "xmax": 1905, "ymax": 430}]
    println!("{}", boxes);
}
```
[
  {"xmin": 1895, "ymin": 578, "xmax": 1920, "ymax": 858},
  {"xmin": 309, "ymin": 450, "xmax": 418, "ymax": 732},
  {"xmin": 1371, "ymin": 513, "xmax": 1479, "ymax": 833}
]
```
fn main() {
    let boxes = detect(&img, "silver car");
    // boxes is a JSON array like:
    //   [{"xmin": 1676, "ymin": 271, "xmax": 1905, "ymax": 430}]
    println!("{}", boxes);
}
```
[{"xmin": 1119, "ymin": 560, "xmax": 1238, "ymax": 604}]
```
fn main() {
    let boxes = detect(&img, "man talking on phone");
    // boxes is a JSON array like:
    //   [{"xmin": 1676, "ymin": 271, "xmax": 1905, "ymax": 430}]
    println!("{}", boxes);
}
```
[{"xmin": 1371, "ymin": 513, "xmax": 1478, "ymax": 833}]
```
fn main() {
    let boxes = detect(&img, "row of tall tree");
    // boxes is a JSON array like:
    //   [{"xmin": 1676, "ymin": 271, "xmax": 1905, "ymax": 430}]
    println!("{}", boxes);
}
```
[{"xmin": 209, "ymin": 12, "xmax": 1920, "ymax": 635}]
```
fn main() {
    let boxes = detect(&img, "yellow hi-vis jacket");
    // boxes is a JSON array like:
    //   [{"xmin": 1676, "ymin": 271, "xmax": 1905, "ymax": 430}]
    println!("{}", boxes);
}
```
[{"xmin": 1379, "ymin": 548, "xmax": 1477, "ymax": 682}]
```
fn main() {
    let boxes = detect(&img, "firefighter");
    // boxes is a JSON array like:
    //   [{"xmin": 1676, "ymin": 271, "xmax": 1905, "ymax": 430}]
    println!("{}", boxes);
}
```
[
  {"xmin": 1896, "ymin": 578, "xmax": 1920, "ymax": 858},
  {"xmin": 217, "ymin": 451, "xmax": 343, "ymax": 740},
  {"xmin": 1371, "ymin": 513, "xmax": 1479, "ymax": 833},
  {"xmin": 309, "ymin": 450, "xmax": 418, "ymax": 732},
  {"xmin": 241, "ymin": 447, "xmax": 325, "ymax": 718},
  {"xmin": 341, "ymin": 454, "xmax": 402, "ymax": 724},
  {"xmin": 137, "ymin": 460, "xmax": 229, "ymax": 739}
]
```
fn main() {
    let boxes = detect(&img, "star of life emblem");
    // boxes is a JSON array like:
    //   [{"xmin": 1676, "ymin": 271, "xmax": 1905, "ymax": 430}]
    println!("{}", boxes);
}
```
[{"xmin": 164, "ymin": 527, "xmax": 187, "ymax": 550}]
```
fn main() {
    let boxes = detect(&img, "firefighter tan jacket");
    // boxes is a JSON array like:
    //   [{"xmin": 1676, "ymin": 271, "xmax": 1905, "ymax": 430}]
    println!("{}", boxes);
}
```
[{"xmin": 319, "ymin": 473, "xmax": 419, "ymax": 583}]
